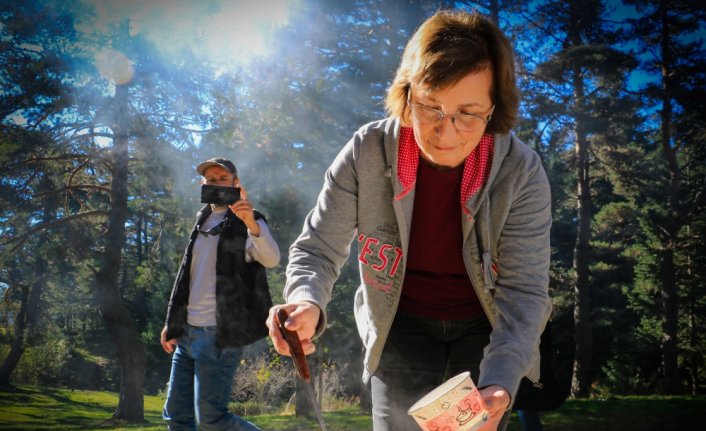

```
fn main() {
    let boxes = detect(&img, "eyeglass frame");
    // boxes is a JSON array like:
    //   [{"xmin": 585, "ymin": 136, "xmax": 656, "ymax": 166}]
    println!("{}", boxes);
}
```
[{"xmin": 407, "ymin": 95, "xmax": 494, "ymax": 132}]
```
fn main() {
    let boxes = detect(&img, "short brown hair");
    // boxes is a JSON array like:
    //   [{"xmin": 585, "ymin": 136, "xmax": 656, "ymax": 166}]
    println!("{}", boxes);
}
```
[{"xmin": 385, "ymin": 10, "xmax": 519, "ymax": 134}]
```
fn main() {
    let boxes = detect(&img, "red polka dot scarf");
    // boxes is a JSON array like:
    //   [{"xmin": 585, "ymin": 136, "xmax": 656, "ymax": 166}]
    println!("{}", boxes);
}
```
[{"xmin": 395, "ymin": 126, "xmax": 494, "ymax": 219}]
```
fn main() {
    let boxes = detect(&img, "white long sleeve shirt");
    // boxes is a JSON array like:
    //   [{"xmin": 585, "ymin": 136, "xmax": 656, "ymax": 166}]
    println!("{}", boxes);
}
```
[{"xmin": 187, "ymin": 208, "xmax": 280, "ymax": 327}]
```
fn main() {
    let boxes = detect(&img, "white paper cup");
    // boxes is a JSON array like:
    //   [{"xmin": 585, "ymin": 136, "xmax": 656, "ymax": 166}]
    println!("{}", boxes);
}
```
[{"xmin": 408, "ymin": 371, "xmax": 489, "ymax": 431}]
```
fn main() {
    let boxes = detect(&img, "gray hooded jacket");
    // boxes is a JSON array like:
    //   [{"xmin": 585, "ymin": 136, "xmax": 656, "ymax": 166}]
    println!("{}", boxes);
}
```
[{"xmin": 284, "ymin": 117, "xmax": 552, "ymax": 398}]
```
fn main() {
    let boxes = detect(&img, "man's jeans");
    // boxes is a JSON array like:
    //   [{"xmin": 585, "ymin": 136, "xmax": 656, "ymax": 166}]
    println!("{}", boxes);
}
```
[
  {"xmin": 162, "ymin": 324, "xmax": 260, "ymax": 431},
  {"xmin": 370, "ymin": 312, "xmax": 510, "ymax": 431}
]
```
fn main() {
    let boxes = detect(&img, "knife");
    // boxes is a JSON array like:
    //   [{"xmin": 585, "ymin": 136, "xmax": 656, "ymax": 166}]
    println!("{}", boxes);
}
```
[{"xmin": 275, "ymin": 308, "xmax": 328, "ymax": 431}]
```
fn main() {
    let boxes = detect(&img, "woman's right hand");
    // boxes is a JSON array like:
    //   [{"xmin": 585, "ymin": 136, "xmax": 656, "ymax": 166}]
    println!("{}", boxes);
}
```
[{"xmin": 267, "ymin": 301, "xmax": 321, "ymax": 356}]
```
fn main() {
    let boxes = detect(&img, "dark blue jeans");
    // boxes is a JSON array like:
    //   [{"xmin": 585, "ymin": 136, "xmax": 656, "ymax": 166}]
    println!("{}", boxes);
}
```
[
  {"xmin": 370, "ymin": 312, "xmax": 510, "ymax": 431},
  {"xmin": 162, "ymin": 324, "xmax": 260, "ymax": 431}
]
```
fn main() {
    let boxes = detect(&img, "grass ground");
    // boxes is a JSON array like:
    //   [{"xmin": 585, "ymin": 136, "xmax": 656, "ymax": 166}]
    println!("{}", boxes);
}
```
[{"xmin": 0, "ymin": 384, "xmax": 704, "ymax": 430}]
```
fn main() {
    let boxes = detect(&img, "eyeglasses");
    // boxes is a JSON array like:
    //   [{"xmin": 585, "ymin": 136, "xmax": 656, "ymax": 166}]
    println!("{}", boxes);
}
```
[
  {"xmin": 409, "ymin": 101, "xmax": 494, "ymax": 132},
  {"xmin": 198, "ymin": 219, "xmax": 225, "ymax": 236}
]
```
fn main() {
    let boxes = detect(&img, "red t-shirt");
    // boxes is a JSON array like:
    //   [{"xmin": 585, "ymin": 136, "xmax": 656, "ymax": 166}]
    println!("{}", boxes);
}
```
[
  {"xmin": 397, "ymin": 129, "xmax": 490, "ymax": 320},
  {"xmin": 399, "ymin": 157, "xmax": 484, "ymax": 320}
]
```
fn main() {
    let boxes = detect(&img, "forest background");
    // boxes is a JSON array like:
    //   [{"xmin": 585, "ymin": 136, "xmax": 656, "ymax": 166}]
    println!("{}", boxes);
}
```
[{"xmin": 1, "ymin": 0, "xmax": 705, "ymax": 423}]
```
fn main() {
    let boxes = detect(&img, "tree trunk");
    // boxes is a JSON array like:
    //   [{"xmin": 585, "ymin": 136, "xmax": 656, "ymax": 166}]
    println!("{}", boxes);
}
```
[
  {"xmin": 0, "ymin": 278, "xmax": 42, "ymax": 386},
  {"xmin": 0, "ymin": 186, "xmax": 52, "ymax": 386},
  {"xmin": 659, "ymin": 246, "xmax": 680, "ymax": 394},
  {"xmin": 684, "ymin": 224, "xmax": 697, "ymax": 395},
  {"xmin": 295, "ymin": 376, "xmax": 314, "ymax": 418},
  {"xmin": 294, "ymin": 353, "xmax": 319, "ymax": 418},
  {"xmin": 569, "ymin": 9, "xmax": 593, "ymax": 397},
  {"xmin": 94, "ymin": 81, "xmax": 146, "ymax": 422},
  {"xmin": 657, "ymin": 0, "xmax": 681, "ymax": 394},
  {"xmin": 570, "ymin": 115, "xmax": 593, "ymax": 398}
]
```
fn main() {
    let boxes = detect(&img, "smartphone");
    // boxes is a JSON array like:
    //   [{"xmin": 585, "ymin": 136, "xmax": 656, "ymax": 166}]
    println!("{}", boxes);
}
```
[{"xmin": 200, "ymin": 184, "xmax": 241, "ymax": 205}]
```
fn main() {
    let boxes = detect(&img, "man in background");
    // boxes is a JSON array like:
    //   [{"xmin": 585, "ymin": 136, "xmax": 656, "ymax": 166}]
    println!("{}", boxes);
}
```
[{"xmin": 161, "ymin": 157, "xmax": 280, "ymax": 430}]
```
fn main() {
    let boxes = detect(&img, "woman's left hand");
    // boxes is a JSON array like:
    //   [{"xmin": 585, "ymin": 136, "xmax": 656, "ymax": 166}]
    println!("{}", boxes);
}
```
[{"xmin": 478, "ymin": 385, "xmax": 510, "ymax": 430}]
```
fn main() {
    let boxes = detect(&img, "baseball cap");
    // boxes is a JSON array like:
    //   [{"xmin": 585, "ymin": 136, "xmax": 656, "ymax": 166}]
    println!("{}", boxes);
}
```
[{"xmin": 196, "ymin": 157, "xmax": 237, "ymax": 176}]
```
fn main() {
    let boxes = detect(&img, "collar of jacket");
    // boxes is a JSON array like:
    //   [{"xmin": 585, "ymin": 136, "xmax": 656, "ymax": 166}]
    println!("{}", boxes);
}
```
[
  {"xmin": 389, "ymin": 123, "xmax": 495, "ymax": 222},
  {"xmin": 196, "ymin": 203, "xmax": 213, "ymax": 222}
]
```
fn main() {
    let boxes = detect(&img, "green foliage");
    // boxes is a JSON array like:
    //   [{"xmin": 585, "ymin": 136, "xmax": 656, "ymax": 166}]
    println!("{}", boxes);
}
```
[
  {"xmin": 229, "ymin": 399, "xmax": 273, "ymax": 417},
  {"xmin": 1, "ymin": 339, "xmax": 70, "ymax": 385},
  {"xmin": 232, "ymin": 347, "xmax": 294, "ymax": 407}
]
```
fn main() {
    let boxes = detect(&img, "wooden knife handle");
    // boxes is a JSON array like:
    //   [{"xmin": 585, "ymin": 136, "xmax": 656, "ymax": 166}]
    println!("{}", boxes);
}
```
[{"xmin": 275, "ymin": 308, "xmax": 311, "ymax": 382}]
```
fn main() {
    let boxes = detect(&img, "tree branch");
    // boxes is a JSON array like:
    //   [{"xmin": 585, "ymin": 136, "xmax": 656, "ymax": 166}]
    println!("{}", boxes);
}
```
[
  {"xmin": 2, "ymin": 210, "xmax": 108, "ymax": 253},
  {"xmin": 32, "ymin": 183, "xmax": 112, "ymax": 199}
]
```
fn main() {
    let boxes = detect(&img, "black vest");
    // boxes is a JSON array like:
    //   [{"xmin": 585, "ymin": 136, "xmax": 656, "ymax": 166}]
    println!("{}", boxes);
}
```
[{"xmin": 165, "ymin": 205, "xmax": 273, "ymax": 348}]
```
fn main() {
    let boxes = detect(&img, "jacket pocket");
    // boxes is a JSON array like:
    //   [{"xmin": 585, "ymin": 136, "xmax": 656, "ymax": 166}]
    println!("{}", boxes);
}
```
[{"xmin": 353, "ymin": 286, "xmax": 370, "ymax": 346}]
